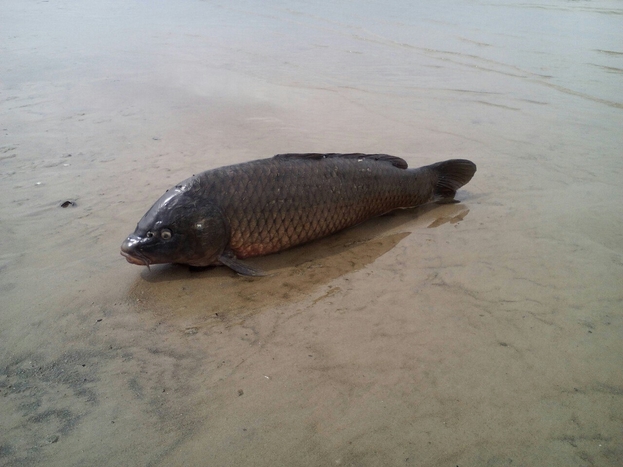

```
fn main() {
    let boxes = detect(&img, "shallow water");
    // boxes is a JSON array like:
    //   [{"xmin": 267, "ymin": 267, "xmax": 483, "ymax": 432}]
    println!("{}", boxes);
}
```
[{"xmin": 1, "ymin": 1, "xmax": 622, "ymax": 465}]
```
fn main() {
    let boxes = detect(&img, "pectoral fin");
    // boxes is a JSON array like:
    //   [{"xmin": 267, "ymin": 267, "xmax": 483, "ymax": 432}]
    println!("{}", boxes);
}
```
[{"xmin": 218, "ymin": 251, "xmax": 267, "ymax": 277}]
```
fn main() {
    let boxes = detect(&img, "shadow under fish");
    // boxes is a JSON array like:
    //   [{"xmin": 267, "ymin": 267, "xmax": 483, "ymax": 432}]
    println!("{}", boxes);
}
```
[{"xmin": 128, "ymin": 201, "xmax": 471, "ymax": 326}]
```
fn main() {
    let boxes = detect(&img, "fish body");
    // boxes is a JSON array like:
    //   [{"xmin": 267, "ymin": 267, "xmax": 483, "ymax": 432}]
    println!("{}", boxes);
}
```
[{"xmin": 121, "ymin": 153, "xmax": 476, "ymax": 275}]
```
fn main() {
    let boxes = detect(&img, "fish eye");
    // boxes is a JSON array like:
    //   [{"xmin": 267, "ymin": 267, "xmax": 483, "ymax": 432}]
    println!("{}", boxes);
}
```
[
  {"xmin": 146, "ymin": 231, "xmax": 154, "ymax": 238},
  {"xmin": 161, "ymin": 228, "xmax": 172, "ymax": 240}
]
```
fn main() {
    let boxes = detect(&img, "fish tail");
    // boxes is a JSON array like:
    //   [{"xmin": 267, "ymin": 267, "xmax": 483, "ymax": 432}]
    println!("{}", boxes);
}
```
[{"xmin": 427, "ymin": 159, "xmax": 477, "ymax": 202}]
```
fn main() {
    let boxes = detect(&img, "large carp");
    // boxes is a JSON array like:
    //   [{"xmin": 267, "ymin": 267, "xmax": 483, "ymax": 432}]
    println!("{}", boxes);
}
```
[{"xmin": 121, "ymin": 153, "xmax": 476, "ymax": 275}]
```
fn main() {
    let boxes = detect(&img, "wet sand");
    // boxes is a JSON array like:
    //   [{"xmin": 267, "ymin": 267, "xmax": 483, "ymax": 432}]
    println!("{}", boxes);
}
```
[{"xmin": 1, "ymin": 1, "xmax": 622, "ymax": 466}]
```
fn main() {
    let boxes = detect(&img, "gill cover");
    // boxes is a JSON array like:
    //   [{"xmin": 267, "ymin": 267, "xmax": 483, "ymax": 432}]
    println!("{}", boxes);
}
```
[{"xmin": 127, "ymin": 182, "xmax": 231, "ymax": 267}]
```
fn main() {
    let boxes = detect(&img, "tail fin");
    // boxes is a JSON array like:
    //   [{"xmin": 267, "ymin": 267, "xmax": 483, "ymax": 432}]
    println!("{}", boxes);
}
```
[{"xmin": 428, "ymin": 159, "xmax": 477, "ymax": 202}]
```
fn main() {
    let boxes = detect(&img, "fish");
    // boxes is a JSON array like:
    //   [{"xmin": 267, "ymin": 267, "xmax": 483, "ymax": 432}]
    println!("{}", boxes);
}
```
[{"xmin": 120, "ymin": 153, "xmax": 476, "ymax": 275}]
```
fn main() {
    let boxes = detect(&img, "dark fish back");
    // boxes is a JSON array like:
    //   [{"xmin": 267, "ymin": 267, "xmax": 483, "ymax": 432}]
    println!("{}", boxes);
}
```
[{"xmin": 196, "ymin": 155, "xmax": 438, "ymax": 258}]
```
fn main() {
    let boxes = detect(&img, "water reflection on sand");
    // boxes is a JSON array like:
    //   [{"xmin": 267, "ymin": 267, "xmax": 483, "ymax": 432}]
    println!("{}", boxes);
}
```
[{"xmin": 1, "ymin": 1, "xmax": 622, "ymax": 466}]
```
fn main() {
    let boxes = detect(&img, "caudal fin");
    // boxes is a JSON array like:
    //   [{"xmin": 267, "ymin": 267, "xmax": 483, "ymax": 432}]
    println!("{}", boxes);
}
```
[{"xmin": 428, "ymin": 159, "xmax": 477, "ymax": 201}]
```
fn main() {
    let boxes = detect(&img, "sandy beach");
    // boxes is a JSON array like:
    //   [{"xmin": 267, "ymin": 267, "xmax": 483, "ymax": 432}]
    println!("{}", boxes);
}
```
[{"xmin": 1, "ymin": 1, "xmax": 622, "ymax": 466}]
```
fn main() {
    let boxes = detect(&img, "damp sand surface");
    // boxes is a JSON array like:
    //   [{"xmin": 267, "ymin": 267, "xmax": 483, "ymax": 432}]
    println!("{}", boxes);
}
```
[{"xmin": 1, "ymin": 1, "xmax": 622, "ymax": 466}]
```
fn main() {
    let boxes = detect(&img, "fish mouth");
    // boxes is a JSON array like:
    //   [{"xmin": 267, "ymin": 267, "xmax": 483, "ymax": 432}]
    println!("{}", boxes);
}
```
[
  {"xmin": 120, "ymin": 250, "xmax": 151, "ymax": 267},
  {"xmin": 121, "ymin": 237, "xmax": 152, "ymax": 270}
]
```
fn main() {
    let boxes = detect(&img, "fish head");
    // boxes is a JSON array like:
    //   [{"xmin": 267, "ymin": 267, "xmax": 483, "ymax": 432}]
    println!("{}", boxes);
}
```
[{"xmin": 121, "ymin": 183, "xmax": 230, "ymax": 268}]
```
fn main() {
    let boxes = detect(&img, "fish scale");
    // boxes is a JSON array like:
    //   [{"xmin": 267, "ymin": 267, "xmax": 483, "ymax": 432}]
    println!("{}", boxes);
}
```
[{"xmin": 204, "ymin": 157, "xmax": 434, "ymax": 258}]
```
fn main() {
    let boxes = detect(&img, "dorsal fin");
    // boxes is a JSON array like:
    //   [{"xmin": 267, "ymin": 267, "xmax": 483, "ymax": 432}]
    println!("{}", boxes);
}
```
[{"xmin": 273, "ymin": 153, "xmax": 408, "ymax": 169}]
